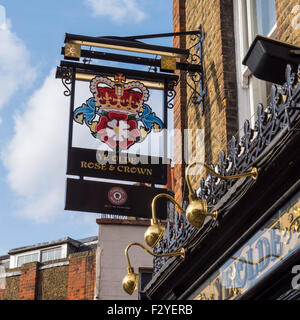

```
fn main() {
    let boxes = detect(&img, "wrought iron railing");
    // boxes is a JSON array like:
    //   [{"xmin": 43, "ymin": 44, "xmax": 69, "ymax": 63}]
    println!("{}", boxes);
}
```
[{"xmin": 153, "ymin": 63, "xmax": 300, "ymax": 273}]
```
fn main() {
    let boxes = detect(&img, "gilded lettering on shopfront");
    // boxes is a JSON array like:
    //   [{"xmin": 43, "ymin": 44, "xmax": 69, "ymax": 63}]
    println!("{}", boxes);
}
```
[
  {"xmin": 194, "ymin": 204, "xmax": 300, "ymax": 300},
  {"xmin": 80, "ymin": 161, "xmax": 153, "ymax": 176}
]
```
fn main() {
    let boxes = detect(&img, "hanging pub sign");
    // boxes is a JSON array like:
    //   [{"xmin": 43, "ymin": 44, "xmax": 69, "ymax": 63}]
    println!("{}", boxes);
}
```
[
  {"xmin": 57, "ymin": 59, "xmax": 178, "ymax": 185},
  {"xmin": 65, "ymin": 178, "xmax": 172, "ymax": 219},
  {"xmin": 66, "ymin": 71, "xmax": 170, "ymax": 184},
  {"xmin": 55, "ymin": 32, "xmax": 186, "ymax": 218}
]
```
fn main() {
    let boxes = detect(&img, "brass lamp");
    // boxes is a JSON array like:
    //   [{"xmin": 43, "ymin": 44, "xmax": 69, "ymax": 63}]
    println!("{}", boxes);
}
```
[
  {"xmin": 144, "ymin": 163, "xmax": 258, "ymax": 250},
  {"xmin": 122, "ymin": 242, "xmax": 185, "ymax": 295},
  {"xmin": 185, "ymin": 162, "xmax": 258, "ymax": 228},
  {"xmin": 144, "ymin": 193, "xmax": 185, "ymax": 248}
]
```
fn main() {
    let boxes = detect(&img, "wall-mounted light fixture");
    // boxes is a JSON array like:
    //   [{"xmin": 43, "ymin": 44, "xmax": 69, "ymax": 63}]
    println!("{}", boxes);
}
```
[
  {"xmin": 242, "ymin": 35, "xmax": 300, "ymax": 85},
  {"xmin": 185, "ymin": 162, "xmax": 258, "ymax": 228},
  {"xmin": 143, "ymin": 163, "xmax": 258, "ymax": 249},
  {"xmin": 122, "ymin": 242, "xmax": 185, "ymax": 295},
  {"xmin": 122, "ymin": 164, "xmax": 258, "ymax": 295},
  {"xmin": 144, "ymin": 193, "xmax": 186, "ymax": 248}
]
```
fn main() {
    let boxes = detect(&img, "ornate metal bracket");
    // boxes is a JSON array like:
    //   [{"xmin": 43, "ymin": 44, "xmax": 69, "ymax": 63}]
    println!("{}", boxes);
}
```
[
  {"xmin": 61, "ymin": 67, "xmax": 73, "ymax": 96},
  {"xmin": 184, "ymin": 25, "xmax": 205, "ymax": 115},
  {"xmin": 166, "ymin": 80, "xmax": 178, "ymax": 109}
]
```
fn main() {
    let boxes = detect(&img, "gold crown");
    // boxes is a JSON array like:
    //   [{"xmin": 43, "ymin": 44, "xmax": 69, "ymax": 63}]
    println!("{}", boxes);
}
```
[{"xmin": 90, "ymin": 73, "xmax": 149, "ymax": 114}]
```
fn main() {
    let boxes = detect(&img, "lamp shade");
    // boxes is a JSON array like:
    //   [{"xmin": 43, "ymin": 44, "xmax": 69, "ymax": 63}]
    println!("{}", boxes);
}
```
[
  {"xmin": 243, "ymin": 35, "xmax": 300, "ymax": 85},
  {"xmin": 122, "ymin": 270, "xmax": 139, "ymax": 295}
]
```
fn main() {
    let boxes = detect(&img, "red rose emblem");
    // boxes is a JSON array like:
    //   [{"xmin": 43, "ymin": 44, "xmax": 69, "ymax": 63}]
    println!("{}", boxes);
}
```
[{"xmin": 96, "ymin": 112, "xmax": 140, "ymax": 150}]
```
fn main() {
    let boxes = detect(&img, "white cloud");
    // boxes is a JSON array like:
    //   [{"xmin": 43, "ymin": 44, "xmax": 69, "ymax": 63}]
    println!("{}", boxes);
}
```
[
  {"xmin": 85, "ymin": 0, "xmax": 146, "ymax": 24},
  {"xmin": 1, "ymin": 68, "xmax": 101, "ymax": 225},
  {"xmin": 0, "ymin": 5, "xmax": 6, "ymax": 30},
  {"xmin": 2, "ymin": 69, "xmax": 73, "ymax": 222},
  {"xmin": 0, "ymin": 6, "xmax": 35, "ymax": 110}
]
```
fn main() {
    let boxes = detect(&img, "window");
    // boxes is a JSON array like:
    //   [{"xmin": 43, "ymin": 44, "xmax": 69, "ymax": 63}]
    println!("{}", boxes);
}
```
[
  {"xmin": 17, "ymin": 253, "xmax": 39, "ymax": 267},
  {"xmin": 13, "ymin": 245, "xmax": 64, "ymax": 268},
  {"xmin": 255, "ymin": 0, "xmax": 277, "ymax": 35},
  {"xmin": 234, "ymin": 0, "xmax": 277, "ymax": 130},
  {"xmin": 41, "ymin": 247, "xmax": 62, "ymax": 262},
  {"xmin": 138, "ymin": 268, "xmax": 153, "ymax": 300},
  {"xmin": 0, "ymin": 260, "xmax": 9, "ymax": 269}
]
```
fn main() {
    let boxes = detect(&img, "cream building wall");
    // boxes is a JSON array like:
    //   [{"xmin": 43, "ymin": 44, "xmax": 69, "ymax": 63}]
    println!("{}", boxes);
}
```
[{"xmin": 95, "ymin": 219, "xmax": 153, "ymax": 300}]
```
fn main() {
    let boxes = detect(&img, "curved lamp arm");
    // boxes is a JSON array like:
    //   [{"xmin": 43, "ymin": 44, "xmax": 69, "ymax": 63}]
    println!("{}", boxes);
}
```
[
  {"xmin": 144, "ymin": 193, "xmax": 186, "ymax": 248},
  {"xmin": 125, "ymin": 242, "xmax": 185, "ymax": 271},
  {"xmin": 122, "ymin": 242, "xmax": 185, "ymax": 295},
  {"xmin": 185, "ymin": 162, "xmax": 258, "ymax": 201},
  {"xmin": 151, "ymin": 193, "xmax": 185, "ymax": 224}
]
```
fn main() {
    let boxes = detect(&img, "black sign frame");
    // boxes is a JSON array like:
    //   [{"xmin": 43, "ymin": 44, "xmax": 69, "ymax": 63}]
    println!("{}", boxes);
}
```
[{"xmin": 60, "ymin": 62, "xmax": 178, "ymax": 185}]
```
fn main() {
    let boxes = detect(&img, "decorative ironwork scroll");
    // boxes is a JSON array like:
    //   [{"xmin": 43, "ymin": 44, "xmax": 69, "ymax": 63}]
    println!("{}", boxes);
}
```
[
  {"xmin": 153, "ymin": 63, "xmax": 300, "ymax": 274},
  {"xmin": 184, "ymin": 25, "xmax": 205, "ymax": 114},
  {"xmin": 166, "ymin": 80, "xmax": 178, "ymax": 110},
  {"xmin": 61, "ymin": 67, "xmax": 73, "ymax": 97},
  {"xmin": 153, "ymin": 211, "xmax": 195, "ymax": 272}
]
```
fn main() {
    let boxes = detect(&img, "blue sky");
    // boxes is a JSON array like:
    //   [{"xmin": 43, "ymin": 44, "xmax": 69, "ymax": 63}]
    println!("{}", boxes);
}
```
[{"xmin": 0, "ymin": 0, "xmax": 173, "ymax": 255}]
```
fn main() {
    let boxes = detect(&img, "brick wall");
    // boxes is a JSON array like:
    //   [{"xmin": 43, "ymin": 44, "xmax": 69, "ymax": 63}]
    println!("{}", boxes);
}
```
[
  {"xmin": 276, "ymin": 0, "xmax": 300, "ymax": 46},
  {"xmin": 0, "ymin": 251, "xmax": 96, "ymax": 300},
  {"xmin": 67, "ymin": 250, "xmax": 96, "ymax": 300},
  {"xmin": 2, "ymin": 273, "xmax": 20, "ymax": 300},
  {"xmin": 173, "ymin": 0, "xmax": 187, "ymax": 205},
  {"xmin": 173, "ymin": 0, "xmax": 238, "ymax": 202},
  {"xmin": 18, "ymin": 262, "xmax": 38, "ymax": 300},
  {"xmin": 172, "ymin": 0, "xmax": 300, "ymax": 207},
  {"xmin": 36, "ymin": 264, "xmax": 69, "ymax": 300}
]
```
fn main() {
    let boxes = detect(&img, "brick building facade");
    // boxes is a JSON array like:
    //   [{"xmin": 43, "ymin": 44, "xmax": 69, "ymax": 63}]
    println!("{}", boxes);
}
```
[
  {"xmin": 0, "ymin": 219, "xmax": 153, "ymax": 300},
  {"xmin": 172, "ymin": 0, "xmax": 300, "ymax": 204},
  {"xmin": 173, "ymin": 0, "xmax": 239, "ymax": 205},
  {"xmin": 143, "ymin": 0, "xmax": 300, "ymax": 300},
  {"xmin": 0, "ymin": 237, "xmax": 97, "ymax": 300}
]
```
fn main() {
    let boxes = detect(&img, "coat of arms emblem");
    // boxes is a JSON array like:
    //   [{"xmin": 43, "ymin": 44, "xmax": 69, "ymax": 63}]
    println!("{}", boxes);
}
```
[{"xmin": 74, "ymin": 73, "xmax": 163, "ymax": 151}]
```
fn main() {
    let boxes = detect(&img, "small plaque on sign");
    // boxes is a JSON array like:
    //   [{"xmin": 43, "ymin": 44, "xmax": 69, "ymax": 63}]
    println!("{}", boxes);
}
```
[
  {"xmin": 160, "ymin": 55, "xmax": 177, "ymax": 71},
  {"xmin": 64, "ymin": 43, "xmax": 81, "ymax": 60},
  {"xmin": 108, "ymin": 187, "xmax": 127, "ymax": 205}
]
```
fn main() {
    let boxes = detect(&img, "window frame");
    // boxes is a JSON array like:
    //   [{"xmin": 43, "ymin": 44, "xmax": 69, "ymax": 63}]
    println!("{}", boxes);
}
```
[
  {"xmin": 138, "ymin": 267, "xmax": 153, "ymax": 300},
  {"xmin": 16, "ymin": 251, "xmax": 40, "ymax": 267},
  {"xmin": 234, "ymin": 0, "xmax": 277, "ymax": 130},
  {"xmin": 40, "ymin": 246, "xmax": 62, "ymax": 263},
  {"xmin": 11, "ymin": 244, "xmax": 66, "ymax": 268}
]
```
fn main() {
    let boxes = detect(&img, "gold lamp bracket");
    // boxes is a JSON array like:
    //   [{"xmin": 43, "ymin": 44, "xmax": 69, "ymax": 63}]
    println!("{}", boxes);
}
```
[
  {"xmin": 122, "ymin": 242, "xmax": 185, "ymax": 295},
  {"xmin": 184, "ymin": 162, "xmax": 258, "ymax": 228},
  {"xmin": 144, "ymin": 193, "xmax": 186, "ymax": 248}
]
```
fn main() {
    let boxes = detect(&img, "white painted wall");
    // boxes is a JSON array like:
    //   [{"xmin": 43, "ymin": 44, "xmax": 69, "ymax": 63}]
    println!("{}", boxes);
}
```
[{"xmin": 96, "ymin": 222, "xmax": 153, "ymax": 300}]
